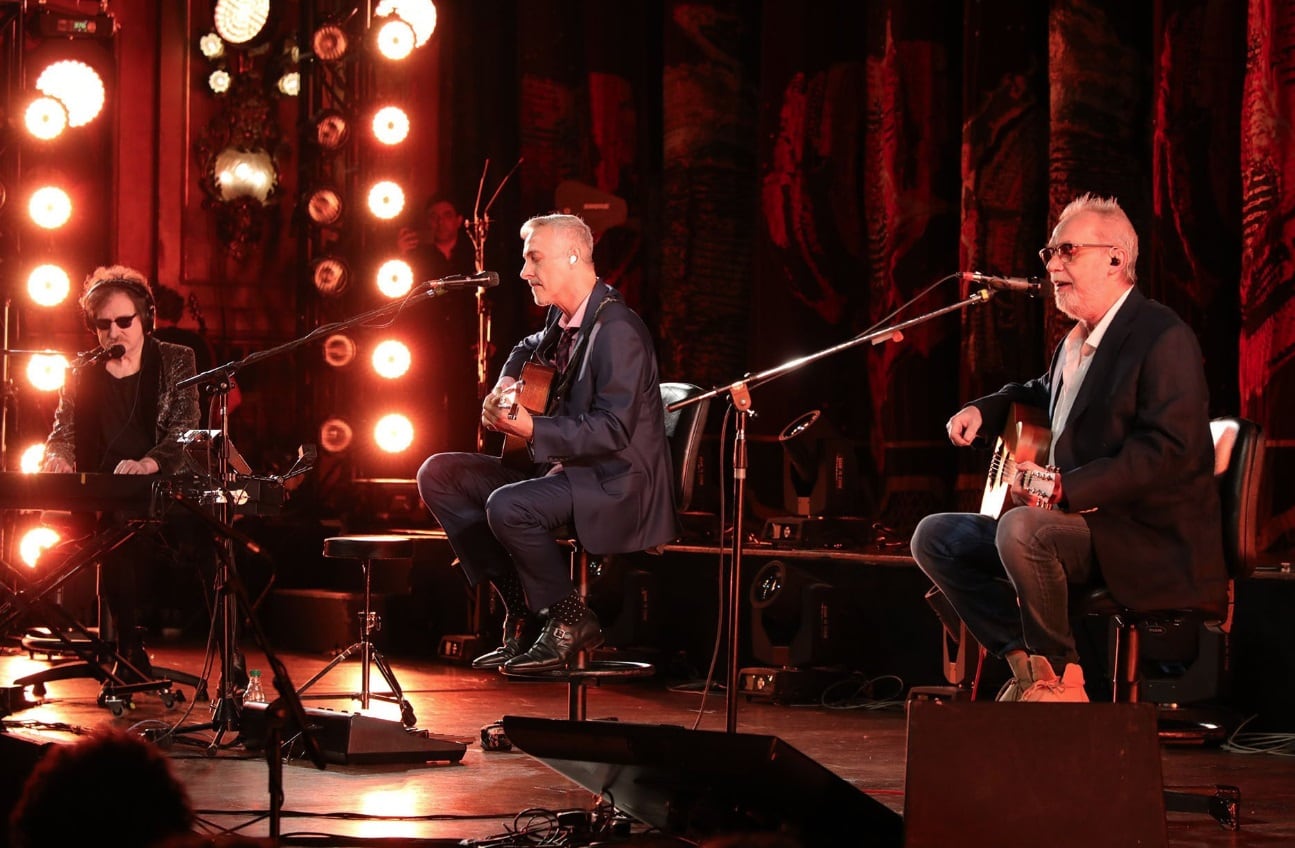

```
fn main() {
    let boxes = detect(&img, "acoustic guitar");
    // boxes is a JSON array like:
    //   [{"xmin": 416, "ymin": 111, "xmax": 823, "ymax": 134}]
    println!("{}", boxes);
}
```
[
  {"xmin": 499, "ymin": 361, "xmax": 556, "ymax": 469},
  {"xmin": 979, "ymin": 403, "xmax": 1053, "ymax": 517}
]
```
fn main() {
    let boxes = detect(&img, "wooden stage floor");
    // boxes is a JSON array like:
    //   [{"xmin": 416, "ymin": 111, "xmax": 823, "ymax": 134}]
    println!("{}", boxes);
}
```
[{"xmin": 2, "ymin": 640, "xmax": 1294, "ymax": 847}]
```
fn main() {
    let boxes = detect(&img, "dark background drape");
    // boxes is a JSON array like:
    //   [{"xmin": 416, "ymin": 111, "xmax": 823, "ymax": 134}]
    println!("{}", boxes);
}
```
[
  {"xmin": 21, "ymin": 0, "xmax": 1284, "ymax": 556},
  {"xmin": 420, "ymin": 0, "xmax": 1288, "ymax": 552}
]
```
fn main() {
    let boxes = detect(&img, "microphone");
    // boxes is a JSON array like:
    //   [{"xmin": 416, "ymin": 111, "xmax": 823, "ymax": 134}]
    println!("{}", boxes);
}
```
[
  {"xmin": 427, "ymin": 270, "xmax": 500, "ymax": 291},
  {"xmin": 961, "ymin": 271, "xmax": 1052, "ymax": 296},
  {"xmin": 75, "ymin": 343, "xmax": 126, "ymax": 367}
]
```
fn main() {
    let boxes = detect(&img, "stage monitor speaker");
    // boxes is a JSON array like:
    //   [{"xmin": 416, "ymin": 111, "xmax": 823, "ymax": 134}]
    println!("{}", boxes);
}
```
[
  {"xmin": 904, "ymin": 701, "xmax": 1167, "ymax": 848},
  {"xmin": 0, "ymin": 731, "xmax": 54, "ymax": 843},
  {"xmin": 502, "ymin": 715, "xmax": 902, "ymax": 846},
  {"xmin": 239, "ymin": 702, "xmax": 467, "ymax": 765}
]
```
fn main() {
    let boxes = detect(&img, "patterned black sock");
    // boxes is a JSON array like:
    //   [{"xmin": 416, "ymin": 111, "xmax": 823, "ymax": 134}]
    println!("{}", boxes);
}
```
[
  {"xmin": 491, "ymin": 572, "xmax": 529, "ymax": 619},
  {"xmin": 548, "ymin": 591, "xmax": 590, "ymax": 627}
]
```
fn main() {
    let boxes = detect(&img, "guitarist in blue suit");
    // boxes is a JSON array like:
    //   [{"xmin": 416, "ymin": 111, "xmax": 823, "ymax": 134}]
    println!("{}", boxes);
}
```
[
  {"xmin": 417, "ymin": 213, "xmax": 677, "ymax": 673},
  {"xmin": 910, "ymin": 194, "xmax": 1226, "ymax": 702}
]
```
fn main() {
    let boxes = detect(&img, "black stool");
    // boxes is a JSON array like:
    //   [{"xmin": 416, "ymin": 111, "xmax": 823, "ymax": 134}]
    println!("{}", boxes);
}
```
[{"xmin": 296, "ymin": 535, "xmax": 416, "ymax": 727}]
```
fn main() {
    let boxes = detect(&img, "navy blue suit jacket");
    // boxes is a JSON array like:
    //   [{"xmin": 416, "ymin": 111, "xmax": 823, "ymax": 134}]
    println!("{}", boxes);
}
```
[
  {"xmin": 502, "ymin": 280, "xmax": 678, "ymax": 555},
  {"xmin": 970, "ymin": 288, "xmax": 1227, "ymax": 616}
]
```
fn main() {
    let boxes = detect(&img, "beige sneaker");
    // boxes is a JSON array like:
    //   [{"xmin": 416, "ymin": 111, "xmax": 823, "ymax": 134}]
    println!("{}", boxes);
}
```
[
  {"xmin": 996, "ymin": 654, "xmax": 1050, "ymax": 701},
  {"xmin": 1020, "ymin": 661, "xmax": 1088, "ymax": 703}
]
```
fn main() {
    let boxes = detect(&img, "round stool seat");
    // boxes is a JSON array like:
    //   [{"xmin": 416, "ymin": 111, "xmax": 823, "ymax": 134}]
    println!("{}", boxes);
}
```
[
  {"xmin": 323, "ymin": 535, "xmax": 413, "ymax": 560},
  {"xmin": 502, "ymin": 659, "xmax": 655, "ymax": 681}
]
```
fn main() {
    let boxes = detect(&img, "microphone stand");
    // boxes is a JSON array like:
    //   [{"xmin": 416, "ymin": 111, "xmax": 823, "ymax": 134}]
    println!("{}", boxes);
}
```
[
  {"xmin": 163, "ymin": 280, "xmax": 471, "ymax": 833},
  {"xmin": 667, "ymin": 283, "xmax": 998, "ymax": 733}
]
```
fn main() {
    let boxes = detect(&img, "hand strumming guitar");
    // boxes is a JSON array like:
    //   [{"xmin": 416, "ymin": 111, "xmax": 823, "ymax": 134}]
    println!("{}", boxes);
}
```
[
  {"xmin": 482, "ymin": 377, "xmax": 534, "ymax": 441},
  {"xmin": 946, "ymin": 405, "xmax": 983, "ymax": 446}
]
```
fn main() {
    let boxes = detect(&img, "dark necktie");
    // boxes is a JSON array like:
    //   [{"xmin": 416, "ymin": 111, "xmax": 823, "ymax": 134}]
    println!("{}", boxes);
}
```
[{"xmin": 553, "ymin": 327, "xmax": 578, "ymax": 372}]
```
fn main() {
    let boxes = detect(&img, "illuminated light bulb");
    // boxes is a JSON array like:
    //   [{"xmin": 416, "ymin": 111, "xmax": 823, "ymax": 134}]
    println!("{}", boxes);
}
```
[
  {"xmin": 20, "ymin": 526, "xmax": 61, "ymax": 568},
  {"xmin": 29, "ymin": 186, "xmax": 72, "ymax": 229},
  {"xmin": 25, "ymin": 96, "xmax": 68, "ymax": 141},
  {"xmin": 27, "ymin": 354, "xmax": 68, "ymax": 392},
  {"xmin": 367, "ymin": 180, "xmax": 405, "ymax": 220},
  {"xmin": 28, "ymin": 264, "xmax": 71, "ymax": 306},
  {"xmin": 372, "ymin": 106, "xmax": 410, "ymax": 145},
  {"xmin": 376, "ymin": 259, "xmax": 413, "ymax": 297},
  {"xmin": 35, "ymin": 60, "xmax": 105, "ymax": 127},
  {"xmin": 374, "ymin": 17, "xmax": 415, "ymax": 60},
  {"xmin": 372, "ymin": 340, "xmax": 412, "ymax": 379},
  {"xmin": 374, "ymin": 413, "xmax": 414, "ymax": 453}
]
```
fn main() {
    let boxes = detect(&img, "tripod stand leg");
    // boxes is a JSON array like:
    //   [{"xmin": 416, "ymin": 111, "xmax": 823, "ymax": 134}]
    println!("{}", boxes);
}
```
[
  {"xmin": 295, "ymin": 641, "xmax": 363, "ymax": 697},
  {"xmin": 368, "ymin": 647, "xmax": 416, "ymax": 727}
]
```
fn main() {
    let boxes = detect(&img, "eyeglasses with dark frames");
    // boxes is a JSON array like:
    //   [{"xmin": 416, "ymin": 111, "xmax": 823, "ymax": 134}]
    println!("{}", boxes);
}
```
[
  {"xmin": 1037, "ymin": 242, "xmax": 1117, "ymax": 265},
  {"xmin": 92, "ymin": 314, "xmax": 138, "ymax": 331}
]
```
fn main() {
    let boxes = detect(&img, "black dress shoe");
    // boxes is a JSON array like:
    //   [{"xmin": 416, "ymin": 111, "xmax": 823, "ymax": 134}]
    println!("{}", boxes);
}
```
[
  {"xmin": 471, "ymin": 615, "xmax": 539, "ymax": 669},
  {"xmin": 502, "ymin": 614, "xmax": 603, "ymax": 675}
]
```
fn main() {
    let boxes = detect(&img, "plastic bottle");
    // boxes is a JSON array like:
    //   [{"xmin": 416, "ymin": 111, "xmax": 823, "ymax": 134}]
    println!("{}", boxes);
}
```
[{"xmin": 244, "ymin": 668, "xmax": 266, "ymax": 703}]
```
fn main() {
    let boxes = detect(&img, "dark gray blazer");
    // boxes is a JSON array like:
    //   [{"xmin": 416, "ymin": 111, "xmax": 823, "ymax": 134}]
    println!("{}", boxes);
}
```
[
  {"xmin": 502, "ymin": 280, "xmax": 678, "ymax": 555},
  {"xmin": 970, "ymin": 287, "xmax": 1227, "ymax": 616}
]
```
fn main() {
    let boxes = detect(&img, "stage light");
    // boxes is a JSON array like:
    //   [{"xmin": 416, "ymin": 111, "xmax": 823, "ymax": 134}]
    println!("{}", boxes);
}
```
[
  {"xmin": 371, "ymin": 340, "xmax": 411, "ymax": 379},
  {"xmin": 28, "ymin": 186, "xmax": 72, "ymax": 229},
  {"xmin": 314, "ymin": 110, "xmax": 350, "ymax": 151},
  {"xmin": 306, "ymin": 187, "xmax": 344, "ymax": 226},
  {"xmin": 312, "ymin": 256, "xmax": 351, "ymax": 296},
  {"xmin": 367, "ymin": 180, "xmax": 405, "ymax": 220},
  {"xmin": 748, "ymin": 559, "xmax": 843, "ymax": 668},
  {"xmin": 19, "ymin": 526, "xmax": 61, "ymax": 568},
  {"xmin": 371, "ymin": 106, "xmax": 409, "ymax": 146},
  {"xmin": 277, "ymin": 70, "xmax": 300, "ymax": 96},
  {"xmin": 323, "ymin": 334, "xmax": 357, "ymax": 367},
  {"xmin": 213, "ymin": 0, "xmax": 271, "ymax": 46},
  {"xmin": 312, "ymin": 22, "xmax": 349, "ymax": 62},
  {"xmin": 27, "ymin": 264, "xmax": 71, "ymax": 306},
  {"xmin": 375, "ymin": 0, "xmax": 437, "ymax": 47},
  {"xmin": 208, "ymin": 69, "xmax": 232, "ymax": 94},
  {"xmin": 376, "ymin": 259, "xmax": 413, "ymax": 297},
  {"xmin": 213, "ymin": 147, "xmax": 276, "ymax": 202},
  {"xmin": 20, "ymin": 444, "xmax": 47, "ymax": 474},
  {"xmin": 200, "ymin": 32, "xmax": 226, "ymax": 59},
  {"xmin": 320, "ymin": 417, "xmax": 354, "ymax": 453},
  {"xmin": 27, "ymin": 354, "xmax": 68, "ymax": 393},
  {"xmin": 24, "ymin": 96, "xmax": 68, "ymax": 141},
  {"xmin": 374, "ymin": 17, "xmax": 416, "ymax": 61},
  {"xmin": 34, "ymin": 60, "xmax": 105, "ymax": 127},
  {"xmin": 374, "ymin": 413, "xmax": 414, "ymax": 453}
]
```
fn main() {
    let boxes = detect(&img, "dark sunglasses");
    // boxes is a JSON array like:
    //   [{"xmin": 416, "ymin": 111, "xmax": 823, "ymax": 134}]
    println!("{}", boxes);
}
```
[
  {"xmin": 92, "ymin": 313, "xmax": 138, "ymax": 331},
  {"xmin": 1037, "ymin": 242, "xmax": 1117, "ymax": 265}
]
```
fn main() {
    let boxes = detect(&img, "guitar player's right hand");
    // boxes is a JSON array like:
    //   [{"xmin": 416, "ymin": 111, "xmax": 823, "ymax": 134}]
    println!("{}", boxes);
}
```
[
  {"xmin": 42, "ymin": 456, "xmax": 73, "ymax": 473},
  {"xmin": 946, "ymin": 406, "xmax": 982, "ymax": 447}
]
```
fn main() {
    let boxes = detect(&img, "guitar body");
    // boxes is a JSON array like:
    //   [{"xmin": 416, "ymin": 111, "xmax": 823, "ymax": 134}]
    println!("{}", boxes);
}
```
[
  {"xmin": 500, "ymin": 361, "xmax": 556, "ymax": 469},
  {"xmin": 979, "ymin": 403, "xmax": 1051, "ymax": 518}
]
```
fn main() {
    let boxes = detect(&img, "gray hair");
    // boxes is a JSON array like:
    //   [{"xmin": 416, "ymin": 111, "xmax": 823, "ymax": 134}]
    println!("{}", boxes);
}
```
[
  {"xmin": 1056, "ymin": 193, "xmax": 1139, "ymax": 282},
  {"xmin": 520, "ymin": 214, "xmax": 595, "ymax": 265}
]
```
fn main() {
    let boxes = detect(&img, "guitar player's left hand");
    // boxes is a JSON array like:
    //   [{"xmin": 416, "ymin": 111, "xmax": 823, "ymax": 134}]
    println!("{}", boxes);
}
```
[{"xmin": 1010, "ymin": 460, "xmax": 1061, "ymax": 508}]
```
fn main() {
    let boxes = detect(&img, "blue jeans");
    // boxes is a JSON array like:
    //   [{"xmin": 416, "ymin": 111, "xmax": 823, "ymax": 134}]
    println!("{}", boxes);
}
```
[
  {"xmin": 909, "ymin": 507, "xmax": 1094, "ymax": 668},
  {"xmin": 416, "ymin": 451, "xmax": 576, "ymax": 612}
]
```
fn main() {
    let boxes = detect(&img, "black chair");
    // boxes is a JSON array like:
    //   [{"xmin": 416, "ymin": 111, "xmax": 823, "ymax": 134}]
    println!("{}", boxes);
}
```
[
  {"xmin": 1081, "ymin": 417, "xmax": 1263, "ymax": 710},
  {"xmin": 503, "ymin": 382, "xmax": 711, "ymax": 720}
]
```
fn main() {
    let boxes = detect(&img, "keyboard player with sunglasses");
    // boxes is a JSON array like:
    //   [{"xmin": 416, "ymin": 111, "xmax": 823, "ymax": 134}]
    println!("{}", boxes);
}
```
[{"xmin": 40, "ymin": 266, "xmax": 244, "ymax": 690}]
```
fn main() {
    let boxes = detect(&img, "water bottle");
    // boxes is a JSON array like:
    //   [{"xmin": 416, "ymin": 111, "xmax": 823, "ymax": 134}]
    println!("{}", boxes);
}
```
[{"xmin": 244, "ymin": 668, "xmax": 266, "ymax": 703}]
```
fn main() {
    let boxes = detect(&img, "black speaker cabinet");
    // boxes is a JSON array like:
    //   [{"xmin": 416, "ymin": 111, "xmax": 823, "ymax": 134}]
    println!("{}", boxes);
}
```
[
  {"xmin": 502, "ymin": 715, "xmax": 903, "ymax": 846},
  {"xmin": 904, "ymin": 701, "xmax": 1167, "ymax": 848},
  {"xmin": 0, "ymin": 731, "xmax": 54, "ymax": 846}
]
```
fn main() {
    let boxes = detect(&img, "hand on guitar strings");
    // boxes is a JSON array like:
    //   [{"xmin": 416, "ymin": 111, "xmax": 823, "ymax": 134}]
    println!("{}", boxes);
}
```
[{"xmin": 482, "ymin": 377, "xmax": 534, "ymax": 440}]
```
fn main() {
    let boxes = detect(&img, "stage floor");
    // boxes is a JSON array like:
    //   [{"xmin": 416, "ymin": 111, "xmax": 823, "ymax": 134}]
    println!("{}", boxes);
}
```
[{"xmin": 2, "ymin": 640, "xmax": 1293, "ymax": 847}]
